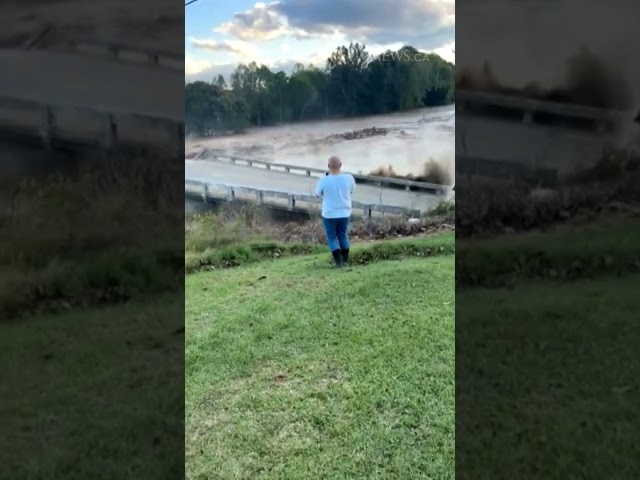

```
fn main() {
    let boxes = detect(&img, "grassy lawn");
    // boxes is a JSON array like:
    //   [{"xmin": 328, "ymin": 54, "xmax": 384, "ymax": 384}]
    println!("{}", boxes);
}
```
[
  {"xmin": 456, "ymin": 275, "xmax": 640, "ymax": 479},
  {"xmin": 186, "ymin": 236, "xmax": 455, "ymax": 479},
  {"xmin": 186, "ymin": 231, "xmax": 455, "ymax": 273},
  {"xmin": 0, "ymin": 295, "xmax": 185, "ymax": 480},
  {"xmin": 456, "ymin": 219, "xmax": 640, "ymax": 479}
]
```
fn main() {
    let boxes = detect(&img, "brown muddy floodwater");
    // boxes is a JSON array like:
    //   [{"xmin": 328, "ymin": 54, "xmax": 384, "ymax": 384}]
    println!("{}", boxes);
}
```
[{"xmin": 186, "ymin": 105, "xmax": 455, "ymax": 178}]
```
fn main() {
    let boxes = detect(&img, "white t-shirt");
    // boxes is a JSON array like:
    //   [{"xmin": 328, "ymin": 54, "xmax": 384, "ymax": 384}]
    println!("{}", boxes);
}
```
[{"xmin": 315, "ymin": 173, "xmax": 356, "ymax": 219}]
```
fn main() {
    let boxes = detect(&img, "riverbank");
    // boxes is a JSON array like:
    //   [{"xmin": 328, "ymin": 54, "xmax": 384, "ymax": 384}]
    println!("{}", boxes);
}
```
[{"xmin": 185, "ymin": 204, "xmax": 454, "ymax": 273}]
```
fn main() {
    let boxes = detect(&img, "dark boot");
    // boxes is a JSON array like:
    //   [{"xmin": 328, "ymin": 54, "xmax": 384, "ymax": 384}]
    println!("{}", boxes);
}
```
[
  {"xmin": 341, "ymin": 248, "xmax": 349, "ymax": 266},
  {"xmin": 331, "ymin": 249, "xmax": 343, "ymax": 267}
]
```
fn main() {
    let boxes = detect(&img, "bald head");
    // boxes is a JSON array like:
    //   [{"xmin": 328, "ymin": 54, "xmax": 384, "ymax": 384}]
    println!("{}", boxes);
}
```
[{"xmin": 328, "ymin": 156, "xmax": 342, "ymax": 173}]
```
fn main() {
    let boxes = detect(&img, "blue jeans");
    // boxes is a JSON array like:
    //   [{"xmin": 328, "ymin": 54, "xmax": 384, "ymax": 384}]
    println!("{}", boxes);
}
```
[{"xmin": 322, "ymin": 216, "xmax": 350, "ymax": 252}]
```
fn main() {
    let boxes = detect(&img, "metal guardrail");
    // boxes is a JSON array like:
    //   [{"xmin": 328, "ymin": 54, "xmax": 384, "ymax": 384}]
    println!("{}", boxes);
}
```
[
  {"xmin": 455, "ymin": 90, "xmax": 635, "ymax": 184},
  {"xmin": 185, "ymin": 179, "xmax": 423, "ymax": 217},
  {"xmin": 197, "ymin": 150, "xmax": 451, "ymax": 195},
  {"xmin": 0, "ymin": 94, "xmax": 184, "ymax": 153},
  {"xmin": 61, "ymin": 39, "xmax": 182, "ymax": 69},
  {"xmin": 22, "ymin": 24, "xmax": 182, "ymax": 70},
  {"xmin": 456, "ymin": 90, "xmax": 640, "ymax": 137},
  {"xmin": 457, "ymin": 90, "xmax": 629, "ymax": 123}
]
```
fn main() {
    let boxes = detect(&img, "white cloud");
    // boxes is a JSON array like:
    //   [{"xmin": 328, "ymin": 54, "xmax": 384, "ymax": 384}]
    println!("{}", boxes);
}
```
[
  {"xmin": 215, "ymin": 0, "xmax": 454, "ymax": 49},
  {"xmin": 186, "ymin": 0, "xmax": 455, "ymax": 81},
  {"xmin": 216, "ymin": 2, "xmax": 291, "ymax": 41},
  {"xmin": 189, "ymin": 37, "xmax": 261, "ymax": 59},
  {"xmin": 185, "ymin": 55, "xmax": 214, "ymax": 75},
  {"xmin": 431, "ymin": 41, "xmax": 455, "ymax": 63}
]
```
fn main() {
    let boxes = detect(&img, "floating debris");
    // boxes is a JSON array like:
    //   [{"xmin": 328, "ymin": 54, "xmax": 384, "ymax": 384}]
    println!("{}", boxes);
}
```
[{"xmin": 321, "ymin": 126, "xmax": 389, "ymax": 142}]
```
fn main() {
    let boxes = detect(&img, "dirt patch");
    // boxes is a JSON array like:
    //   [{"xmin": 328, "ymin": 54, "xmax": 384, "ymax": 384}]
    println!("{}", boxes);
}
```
[{"xmin": 280, "ymin": 215, "xmax": 455, "ymax": 244}]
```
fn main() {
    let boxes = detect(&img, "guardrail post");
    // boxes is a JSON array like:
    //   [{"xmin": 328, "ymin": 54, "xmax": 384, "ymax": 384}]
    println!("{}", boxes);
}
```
[
  {"xmin": 102, "ymin": 113, "xmax": 118, "ymax": 149},
  {"xmin": 148, "ymin": 53, "xmax": 160, "ymax": 65},
  {"xmin": 364, "ymin": 205, "xmax": 372, "ymax": 218},
  {"xmin": 39, "ymin": 105, "xmax": 54, "ymax": 149},
  {"xmin": 201, "ymin": 184, "xmax": 207, "ymax": 202},
  {"xmin": 256, "ymin": 191, "xmax": 264, "ymax": 205},
  {"xmin": 405, "ymin": 185, "xmax": 410, "ymax": 191},
  {"xmin": 227, "ymin": 186, "xmax": 235, "ymax": 201},
  {"xmin": 287, "ymin": 194, "xmax": 295, "ymax": 210},
  {"xmin": 247, "ymin": 160, "xmax": 253, "ymax": 166},
  {"xmin": 306, "ymin": 170, "xmax": 311, "ymax": 176},
  {"xmin": 266, "ymin": 164, "xmax": 271, "ymax": 170},
  {"xmin": 285, "ymin": 167, "xmax": 291, "ymax": 173}
]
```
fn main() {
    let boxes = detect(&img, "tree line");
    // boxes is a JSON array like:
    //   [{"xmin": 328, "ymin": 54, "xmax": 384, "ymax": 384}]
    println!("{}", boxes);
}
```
[{"xmin": 185, "ymin": 43, "xmax": 455, "ymax": 136}]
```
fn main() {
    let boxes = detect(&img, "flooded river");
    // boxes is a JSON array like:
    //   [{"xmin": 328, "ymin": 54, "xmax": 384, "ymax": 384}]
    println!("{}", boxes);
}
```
[{"xmin": 185, "ymin": 105, "xmax": 455, "ymax": 178}]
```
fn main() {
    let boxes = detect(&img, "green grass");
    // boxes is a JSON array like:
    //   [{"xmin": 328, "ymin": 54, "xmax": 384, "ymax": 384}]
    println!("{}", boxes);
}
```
[
  {"xmin": 186, "ymin": 232, "xmax": 455, "ymax": 273},
  {"xmin": 457, "ymin": 218, "xmax": 640, "ymax": 286},
  {"xmin": 456, "ymin": 275, "xmax": 640, "ymax": 479},
  {"xmin": 1, "ymin": 156, "xmax": 183, "ymax": 320},
  {"xmin": 455, "ymin": 218, "xmax": 640, "ymax": 478},
  {"xmin": 0, "ymin": 295, "xmax": 185, "ymax": 479},
  {"xmin": 184, "ymin": 207, "xmax": 455, "ymax": 274},
  {"xmin": 186, "ymin": 237, "xmax": 455, "ymax": 479}
]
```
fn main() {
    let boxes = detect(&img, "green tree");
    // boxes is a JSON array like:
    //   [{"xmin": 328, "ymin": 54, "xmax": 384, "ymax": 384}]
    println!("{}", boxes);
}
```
[
  {"xmin": 185, "ymin": 43, "xmax": 455, "ymax": 133},
  {"xmin": 326, "ymin": 42, "xmax": 370, "ymax": 116}
]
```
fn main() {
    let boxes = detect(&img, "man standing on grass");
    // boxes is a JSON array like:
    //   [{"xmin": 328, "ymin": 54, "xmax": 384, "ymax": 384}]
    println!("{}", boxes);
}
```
[{"xmin": 315, "ymin": 156, "xmax": 356, "ymax": 268}]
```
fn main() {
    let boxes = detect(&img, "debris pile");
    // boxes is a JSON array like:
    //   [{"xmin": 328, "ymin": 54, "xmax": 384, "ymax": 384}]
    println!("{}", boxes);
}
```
[{"xmin": 322, "ymin": 126, "xmax": 389, "ymax": 142}]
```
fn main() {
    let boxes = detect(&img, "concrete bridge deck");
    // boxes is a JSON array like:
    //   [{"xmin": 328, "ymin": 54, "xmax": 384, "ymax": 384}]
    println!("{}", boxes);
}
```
[
  {"xmin": 456, "ymin": 90, "xmax": 640, "ymax": 184},
  {"xmin": 185, "ymin": 159, "xmax": 445, "ymax": 215},
  {"xmin": 0, "ymin": 48, "xmax": 183, "ymax": 151}
]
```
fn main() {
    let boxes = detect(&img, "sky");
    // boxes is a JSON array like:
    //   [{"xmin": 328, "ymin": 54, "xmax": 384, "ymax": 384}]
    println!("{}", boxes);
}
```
[
  {"xmin": 185, "ymin": 0, "xmax": 455, "ymax": 83},
  {"xmin": 457, "ymin": 0, "xmax": 640, "ymax": 99}
]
